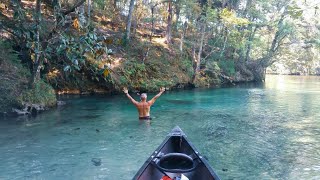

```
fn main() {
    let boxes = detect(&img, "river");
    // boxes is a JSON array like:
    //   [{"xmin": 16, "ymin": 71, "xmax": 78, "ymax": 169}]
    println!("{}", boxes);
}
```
[{"xmin": 0, "ymin": 75, "xmax": 319, "ymax": 180}]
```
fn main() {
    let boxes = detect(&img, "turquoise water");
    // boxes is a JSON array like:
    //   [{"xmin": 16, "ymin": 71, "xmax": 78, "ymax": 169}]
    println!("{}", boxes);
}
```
[{"xmin": 0, "ymin": 75, "xmax": 320, "ymax": 179}]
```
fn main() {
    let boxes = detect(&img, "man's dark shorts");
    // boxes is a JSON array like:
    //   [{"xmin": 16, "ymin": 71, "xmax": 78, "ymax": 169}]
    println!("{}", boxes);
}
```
[{"xmin": 139, "ymin": 116, "xmax": 152, "ymax": 120}]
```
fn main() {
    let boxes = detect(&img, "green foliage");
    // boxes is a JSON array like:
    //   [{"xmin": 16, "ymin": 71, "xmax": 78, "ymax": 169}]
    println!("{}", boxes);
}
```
[
  {"xmin": 220, "ymin": 8, "xmax": 250, "ymax": 27},
  {"xmin": 0, "ymin": 41, "xmax": 24, "ymax": 68},
  {"xmin": 54, "ymin": 30, "xmax": 107, "ymax": 72},
  {"xmin": 118, "ymin": 60, "xmax": 148, "ymax": 89},
  {"xmin": 217, "ymin": 60, "xmax": 235, "ymax": 76},
  {"xmin": 206, "ymin": 8, "xmax": 218, "ymax": 22},
  {"xmin": 2, "ymin": 0, "xmax": 319, "ymax": 91},
  {"xmin": 123, "ymin": 60, "xmax": 146, "ymax": 78},
  {"xmin": 46, "ymin": 28, "xmax": 114, "ymax": 86},
  {"xmin": 0, "ymin": 40, "xmax": 29, "ymax": 112},
  {"xmin": 93, "ymin": 0, "xmax": 106, "ymax": 9},
  {"xmin": 18, "ymin": 80, "xmax": 56, "ymax": 106},
  {"xmin": 312, "ymin": 38, "xmax": 320, "ymax": 49},
  {"xmin": 0, "ymin": 40, "xmax": 56, "ymax": 113},
  {"xmin": 181, "ymin": 57, "xmax": 194, "ymax": 78},
  {"xmin": 280, "ymin": 21, "xmax": 296, "ymax": 37},
  {"xmin": 206, "ymin": 61, "xmax": 220, "ymax": 72},
  {"xmin": 228, "ymin": 29, "xmax": 246, "ymax": 50},
  {"xmin": 113, "ymin": 41, "xmax": 194, "ymax": 91},
  {"xmin": 287, "ymin": 5, "xmax": 303, "ymax": 19}
]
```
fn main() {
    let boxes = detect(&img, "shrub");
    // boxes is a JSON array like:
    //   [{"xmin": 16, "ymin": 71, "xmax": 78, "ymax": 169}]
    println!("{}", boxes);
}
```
[
  {"xmin": 218, "ymin": 60, "xmax": 235, "ymax": 76},
  {"xmin": 18, "ymin": 80, "xmax": 57, "ymax": 107}
]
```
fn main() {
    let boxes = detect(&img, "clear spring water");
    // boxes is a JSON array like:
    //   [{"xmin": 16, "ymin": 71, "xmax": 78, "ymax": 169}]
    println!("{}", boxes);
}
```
[{"xmin": 0, "ymin": 75, "xmax": 320, "ymax": 180}]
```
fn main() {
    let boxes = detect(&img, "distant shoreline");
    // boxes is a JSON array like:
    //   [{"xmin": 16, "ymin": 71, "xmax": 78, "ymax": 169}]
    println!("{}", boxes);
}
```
[{"xmin": 266, "ymin": 73, "xmax": 320, "ymax": 76}]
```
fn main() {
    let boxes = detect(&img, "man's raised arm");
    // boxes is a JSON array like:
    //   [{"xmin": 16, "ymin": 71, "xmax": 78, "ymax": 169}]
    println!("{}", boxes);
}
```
[
  {"xmin": 123, "ymin": 87, "xmax": 138, "ymax": 105},
  {"xmin": 148, "ymin": 87, "xmax": 165, "ymax": 105}
]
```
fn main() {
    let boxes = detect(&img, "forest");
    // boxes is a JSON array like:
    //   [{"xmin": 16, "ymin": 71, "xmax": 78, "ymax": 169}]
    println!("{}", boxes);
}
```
[{"xmin": 0, "ymin": 0, "xmax": 320, "ymax": 114}]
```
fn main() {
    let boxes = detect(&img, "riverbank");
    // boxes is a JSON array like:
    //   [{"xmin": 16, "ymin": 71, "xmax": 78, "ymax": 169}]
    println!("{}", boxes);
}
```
[
  {"xmin": 0, "ymin": 8, "xmax": 260, "ymax": 115},
  {"xmin": 0, "ymin": 34, "xmax": 225, "ymax": 115},
  {"xmin": 0, "ymin": 2, "xmax": 260, "ymax": 115}
]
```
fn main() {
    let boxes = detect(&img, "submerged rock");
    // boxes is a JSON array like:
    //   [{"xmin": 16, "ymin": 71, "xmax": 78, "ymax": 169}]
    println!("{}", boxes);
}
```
[
  {"xmin": 91, "ymin": 158, "xmax": 102, "ymax": 166},
  {"xmin": 11, "ymin": 103, "xmax": 46, "ymax": 116},
  {"xmin": 57, "ymin": 101, "xmax": 66, "ymax": 106},
  {"xmin": 12, "ymin": 108, "xmax": 30, "ymax": 115}
]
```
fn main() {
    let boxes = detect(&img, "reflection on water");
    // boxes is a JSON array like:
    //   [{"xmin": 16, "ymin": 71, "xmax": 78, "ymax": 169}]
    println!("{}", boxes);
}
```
[{"xmin": 0, "ymin": 75, "xmax": 319, "ymax": 179}]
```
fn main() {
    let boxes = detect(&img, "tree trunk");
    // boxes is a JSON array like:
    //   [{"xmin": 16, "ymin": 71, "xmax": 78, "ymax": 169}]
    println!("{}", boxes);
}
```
[
  {"xmin": 32, "ymin": 0, "xmax": 42, "ymax": 85},
  {"xmin": 150, "ymin": 6, "xmax": 155, "ymax": 42},
  {"xmin": 240, "ymin": 8, "xmax": 288, "ymax": 82},
  {"xmin": 179, "ymin": 34, "xmax": 183, "ymax": 52},
  {"xmin": 196, "ymin": 23, "xmax": 206, "ymax": 72},
  {"xmin": 179, "ymin": 21, "xmax": 187, "ymax": 52},
  {"xmin": 166, "ymin": 0, "xmax": 172, "ymax": 44},
  {"xmin": 221, "ymin": 28, "xmax": 228, "ymax": 57},
  {"xmin": 133, "ymin": 16, "xmax": 137, "ymax": 36},
  {"xmin": 260, "ymin": 9, "xmax": 287, "ymax": 66},
  {"xmin": 191, "ymin": 45, "xmax": 197, "ymax": 81},
  {"xmin": 113, "ymin": 0, "xmax": 117, "ymax": 10},
  {"xmin": 125, "ymin": 0, "xmax": 135, "ymax": 41},
  {"xmin": 269, "ymin": 14, "xmax": 285, "ymax": 53},
  {"xmin": 243, "ymin": 0, "xmax": 253, "ymax": 16},
  {"xmin": 245, "ymin": 25, "xmax": 257, "ymax": 61},
  {"xmin": 78, "ymin": 4, "xmax": 86, "ymax": 27},
  {"xmin": 87, "ymin": 0, "xmax": 91, "ymax": 26},
  {"xmin": 194, "ymin": 0, "xmax": 207, "ymax": 75},
  {"xmin": 174, "ymin": 0, "xmax": 180, "ymax": 33}
]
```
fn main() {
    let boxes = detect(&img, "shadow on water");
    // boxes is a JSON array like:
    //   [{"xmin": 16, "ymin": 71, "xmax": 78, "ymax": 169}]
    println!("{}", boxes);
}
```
[
  {"xmin": 76, "ymin": 114, "xmax": 102, "ymax": 119},
  {"xmin": 221, "ymin": 81, "xmax": 265, "ymax": 89}
]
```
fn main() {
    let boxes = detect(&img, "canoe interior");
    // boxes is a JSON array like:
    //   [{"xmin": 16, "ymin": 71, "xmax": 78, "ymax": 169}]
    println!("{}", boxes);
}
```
[{"xmin": 134, "ymin": 128, "xmax": 220, "ymax": 180}]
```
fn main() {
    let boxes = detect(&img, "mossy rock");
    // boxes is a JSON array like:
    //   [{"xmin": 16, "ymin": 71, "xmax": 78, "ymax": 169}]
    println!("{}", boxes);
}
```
[{"xmin": 18, "ymin": 80, "xmax": 57, "ymax": 108}]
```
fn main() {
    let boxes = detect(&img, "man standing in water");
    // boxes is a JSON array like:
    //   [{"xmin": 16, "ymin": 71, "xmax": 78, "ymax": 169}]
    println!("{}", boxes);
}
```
[{"xmin": 123, "ymin": 87, "xmax": 165, "ymax": 120}]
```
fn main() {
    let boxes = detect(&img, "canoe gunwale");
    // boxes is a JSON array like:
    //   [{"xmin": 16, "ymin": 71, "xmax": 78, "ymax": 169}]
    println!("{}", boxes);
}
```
[
  {"xmin": 133, "ymin": 131, "xmax": 172, "ymax": 180},
  {"xmin": 133, "ymin": 126, "xmax": 220, "ymax": 180}
]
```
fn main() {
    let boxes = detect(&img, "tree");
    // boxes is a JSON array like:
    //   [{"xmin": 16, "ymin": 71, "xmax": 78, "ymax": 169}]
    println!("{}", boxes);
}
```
[
  {"xmin": 166, "ymin": 0, "xmax": 173, "ymax": 44},
  {"xmin": 125, "ymin": 0, "xmax": 135, "ymax": 41},
  {"xmin": 32, "ymin": 0, "xmax": 42, "ymax": 84},
  {"xmin": 87, "ymin": 0, "xmax": 91, "ymax": 26}
]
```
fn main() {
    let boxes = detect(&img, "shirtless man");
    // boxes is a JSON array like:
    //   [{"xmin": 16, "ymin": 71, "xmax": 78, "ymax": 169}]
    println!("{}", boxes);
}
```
[{"xmin": 123, "ymin": 87, "xmax": 165, "ymax": 120}]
